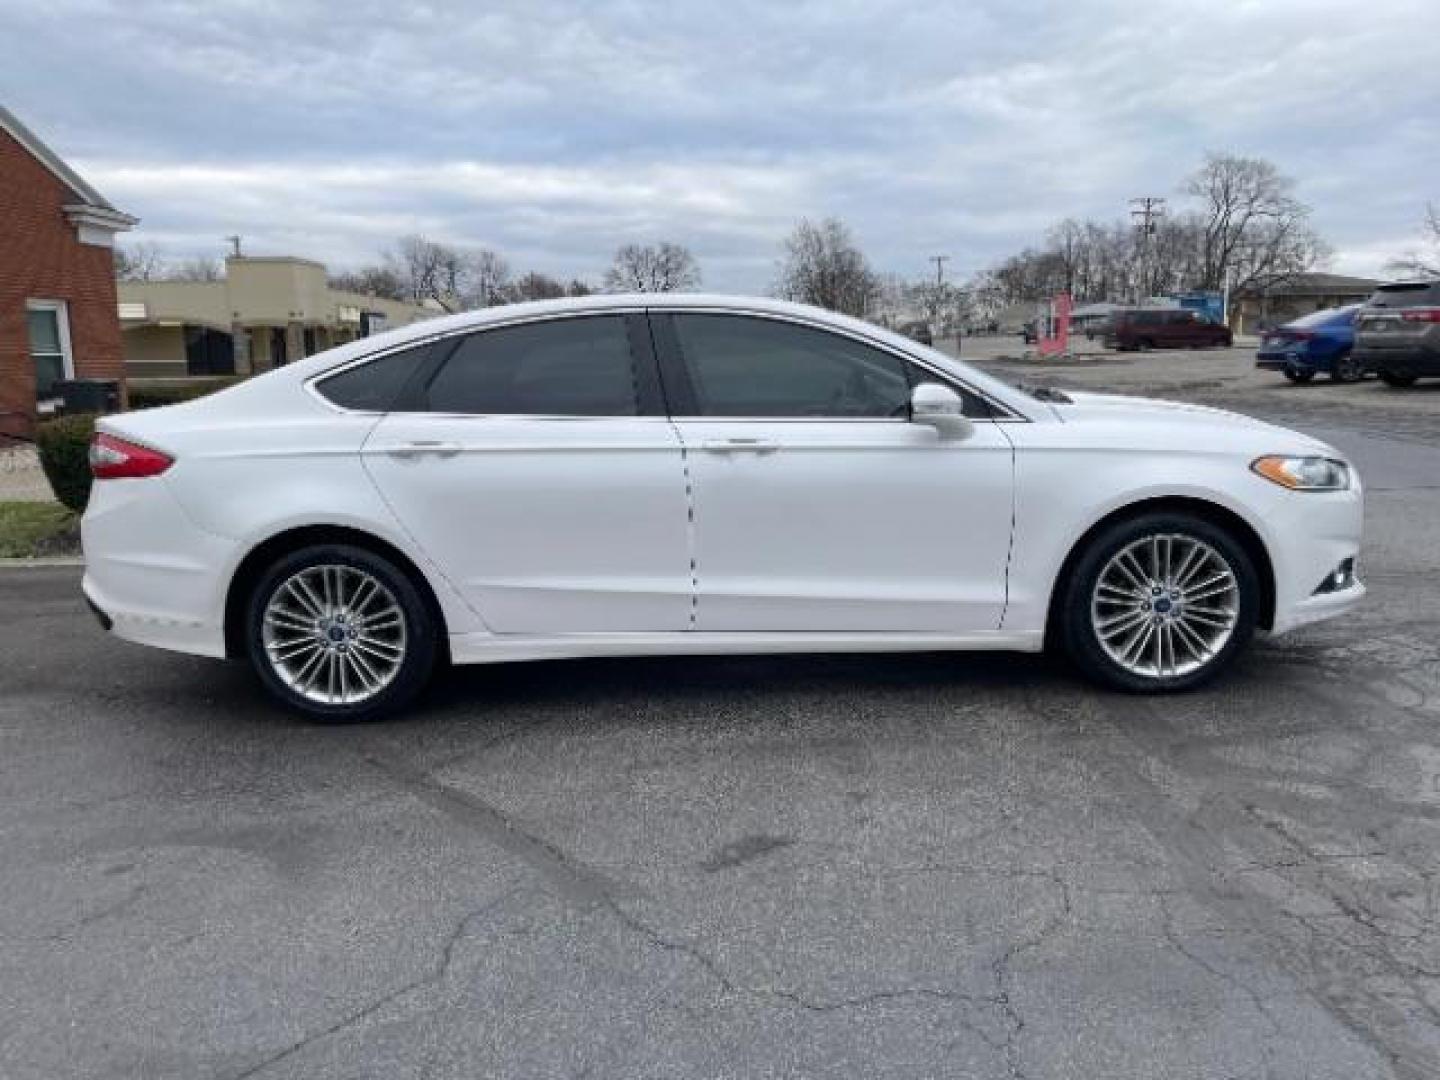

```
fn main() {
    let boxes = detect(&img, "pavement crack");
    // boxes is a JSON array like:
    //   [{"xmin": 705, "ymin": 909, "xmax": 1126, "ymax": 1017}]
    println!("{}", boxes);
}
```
[{"xmin": 229, "ymin": 888, "xmax": 521, "ymax": 1080}]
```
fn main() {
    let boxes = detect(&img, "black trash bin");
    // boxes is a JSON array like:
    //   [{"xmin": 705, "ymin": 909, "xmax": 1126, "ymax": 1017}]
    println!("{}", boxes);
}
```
[{"xmin": 56, "ymin": 379, "xmax": 121, "ymax": 415}]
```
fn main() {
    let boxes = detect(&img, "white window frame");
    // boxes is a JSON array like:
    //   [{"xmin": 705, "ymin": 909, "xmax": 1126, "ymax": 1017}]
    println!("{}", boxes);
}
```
[{"xmin": 25, "ymin": 299, "xmax": 75, "ymax": 412}]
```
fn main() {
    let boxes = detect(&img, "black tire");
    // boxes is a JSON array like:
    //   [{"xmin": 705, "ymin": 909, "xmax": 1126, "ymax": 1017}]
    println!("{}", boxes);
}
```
[
  {"xmin": 245, "ymin": 543, "xmax": 438, "ymax": 722},
  {"xmin": 1283, "ymin": 368, "xmax": 1315, "ymax": 384},
  {"xmin": 1057, "ymin": 512, "xmax": 1260, "ymax": 693},
  {"xmin": 1378, "ymin": 371, "xmax": 1418, "ymax": 388},
  {"xmin": 1330, "ymin": 352, "xmax": 1363, "ymax": 383}
]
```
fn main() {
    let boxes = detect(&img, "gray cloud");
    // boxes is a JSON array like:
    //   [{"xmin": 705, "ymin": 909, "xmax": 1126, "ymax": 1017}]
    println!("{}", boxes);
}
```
[{"xmin": 5, "ymin": 0, "xmax": 1437, "ymax": 289}]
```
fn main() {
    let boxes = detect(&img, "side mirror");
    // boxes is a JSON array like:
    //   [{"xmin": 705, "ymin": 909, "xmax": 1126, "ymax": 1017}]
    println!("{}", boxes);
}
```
[{"xmin": 910, "ymin": 382, "xmax": 974, "ymax": 441}]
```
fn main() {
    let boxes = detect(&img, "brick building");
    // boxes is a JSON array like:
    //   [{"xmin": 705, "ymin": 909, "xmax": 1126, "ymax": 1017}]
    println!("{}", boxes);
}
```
[{"xmin": 1, "ymin": 106, "xmax": 135, "ymax": 439}]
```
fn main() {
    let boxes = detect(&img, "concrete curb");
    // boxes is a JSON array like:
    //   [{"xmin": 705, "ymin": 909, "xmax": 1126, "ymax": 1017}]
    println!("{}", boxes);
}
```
[{"xmin": 0, "ymin": 556, "xmax": 85, "ymax": 568}]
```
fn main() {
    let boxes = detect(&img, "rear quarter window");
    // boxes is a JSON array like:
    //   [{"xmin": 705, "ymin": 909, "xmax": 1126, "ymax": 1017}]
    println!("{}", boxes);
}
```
[{"xmin": 315, "ymin": 341, "xmax": 441, "ymax": 411}]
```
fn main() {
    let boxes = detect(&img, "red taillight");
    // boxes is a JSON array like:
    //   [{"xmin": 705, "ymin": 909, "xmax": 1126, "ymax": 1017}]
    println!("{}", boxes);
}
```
[
  {"xmin": 1400, "ymin": 307, "xmax": 1440, "ymax": 323},
  {"xmin": 89, "ymin": 432, "xmax": 173, "ymax": 480}
]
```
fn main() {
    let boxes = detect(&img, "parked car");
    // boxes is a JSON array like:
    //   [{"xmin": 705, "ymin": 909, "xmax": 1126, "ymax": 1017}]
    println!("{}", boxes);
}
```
[
  {"xmin": 1104, "ymin": 308, "xmax": 1233, "ymax": 350},
  {"xmin": 1353, "ymin": 280, "xmax": 1440, "ymax": 388},
  {"xmin": 1255, "ymin": 305, "xmax": 1363, "ymax": 383},
  {"xmin": 82, "ymin": 294, "xmax": 1363, "ymax": 720},
  {"xmin": 899, "ymin": 320, "xmax": 933, "ymax": 346},
  {"xmin": 1021, "ymin": 320, "xmax": 1038, "ymax": 344}
]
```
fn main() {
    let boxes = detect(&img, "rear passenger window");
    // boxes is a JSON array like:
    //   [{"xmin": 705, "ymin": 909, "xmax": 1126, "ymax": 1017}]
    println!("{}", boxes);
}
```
[
  {"xmin": 423, "ymin": 316, "xmax": 639, "ymax": 416},
  {"xmin": 315, "ymin": 342, "xmax": 439, "ymax": 411}
]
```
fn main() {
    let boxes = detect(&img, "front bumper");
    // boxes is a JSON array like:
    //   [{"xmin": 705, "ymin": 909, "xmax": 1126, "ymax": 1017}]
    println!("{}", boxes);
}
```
[{"xmin": 1263, "ymin": 483, "xmax": 1366, "ymax": 636}]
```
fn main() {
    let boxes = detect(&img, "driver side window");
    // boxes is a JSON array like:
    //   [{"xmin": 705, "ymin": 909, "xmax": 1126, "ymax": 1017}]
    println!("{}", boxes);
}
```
[{"xmin": 669, "ymin": 314, "xmax": 912, "ymax": 418}]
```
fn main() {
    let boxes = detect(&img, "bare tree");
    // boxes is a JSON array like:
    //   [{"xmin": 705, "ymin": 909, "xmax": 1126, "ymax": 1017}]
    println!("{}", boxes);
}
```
[
  {"xmin": 114, "ymin": 242, "xmax": 166, "ymax": 281},
  {"xmin": 462, "ymin": 248, "xmax": 512, "ymax": 307},
  {"xmin": 775, "ymin": 217, "xmax": 878, "ymax": 317},
  {"xmin": 504, "ymin": 271, "xmax": 567, "ymax": 302},
  {"xmin": 383, "ymin": 234, "xmax": 469, "ymax": 309},
  {"xmin": 169, "ymin": 256, "xmax": 223, "ymax": 282},
  {"xmin": 565, "ymin": 279, "xmax": 595, "ymax": 297},
  {"xmin": 1387, "ymin": 203, "xmax": 1440, "ymax": 279},
  {"xmin": 603, "ymin": 242, "xmax": 701, "ymax": 292},
  {"xmin": 330, "ymin": 264, "xmax": 409, "ymax": 301},
  {"xmin": 1184, "ymin": 152, "xmax": 1325, "ymax": 292}
]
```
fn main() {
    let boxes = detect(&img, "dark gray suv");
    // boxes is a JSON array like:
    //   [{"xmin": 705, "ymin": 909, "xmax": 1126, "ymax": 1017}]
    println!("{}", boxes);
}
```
[{"xmin": 1353, "ymin": 280, "xmax": 1440, "ymax": 387}]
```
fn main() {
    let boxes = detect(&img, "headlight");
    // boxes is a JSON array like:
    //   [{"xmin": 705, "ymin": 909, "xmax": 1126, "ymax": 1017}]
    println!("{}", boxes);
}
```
[{"xmin": 1251, "ymin": 455, "xmax": 1351, "ymax": 491}]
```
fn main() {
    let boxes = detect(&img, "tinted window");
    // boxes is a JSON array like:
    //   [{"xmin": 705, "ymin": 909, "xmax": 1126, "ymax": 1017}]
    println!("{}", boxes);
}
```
[
  {"xmin": 672, "ymin": 314, "xmax": 912, "ymax": 418},
  {"xmin": 1367, "ymin": 282, "xmax": 1440, "ymax": 308},
  {"xmin": 316, "ymin": 342, "xmax": 438, "ymax": 411},
  {"xmin": 423, "ymin": 316, "xmax": 638, "ymax": 415}
]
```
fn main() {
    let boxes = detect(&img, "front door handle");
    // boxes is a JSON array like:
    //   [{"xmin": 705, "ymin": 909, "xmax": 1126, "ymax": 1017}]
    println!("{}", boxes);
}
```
[
  {"xmin": 385, "ymin": 441, "xmax": 462, "ymax": 458},
  {"xmin": 700, "ymin": 438, "xmax": 780, "ymax": 454}
]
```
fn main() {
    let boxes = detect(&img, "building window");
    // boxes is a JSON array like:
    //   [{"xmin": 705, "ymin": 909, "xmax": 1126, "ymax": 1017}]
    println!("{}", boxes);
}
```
[{"xmin": 26, "ymin": 301, "xmax": 74, "ymax": 406}]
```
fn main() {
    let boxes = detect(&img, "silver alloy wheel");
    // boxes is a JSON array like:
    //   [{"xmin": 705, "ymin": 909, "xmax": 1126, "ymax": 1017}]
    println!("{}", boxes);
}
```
[
  {"xmin": 1090, "ymin": 533, "xmax": 1240, "ymax": 680},
  {"xmin": 261, "ymin": 564, "xmax": 407, "ymax": 705}
]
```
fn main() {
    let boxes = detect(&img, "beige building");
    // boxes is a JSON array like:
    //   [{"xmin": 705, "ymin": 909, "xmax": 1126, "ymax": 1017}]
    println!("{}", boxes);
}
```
[
  {"xmin": 1228, "ymin": 272, "xmax": 1380, "ymax": 334},
  {"xmin": 119, "ymin": 256, "xmax": 437, "ymax": 379}
]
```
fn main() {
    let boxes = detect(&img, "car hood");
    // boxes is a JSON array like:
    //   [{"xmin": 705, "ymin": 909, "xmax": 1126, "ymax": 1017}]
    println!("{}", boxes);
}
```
[{"xmin": 1050, "ymin": 390, "xmax": 1337, "ymax": 455}]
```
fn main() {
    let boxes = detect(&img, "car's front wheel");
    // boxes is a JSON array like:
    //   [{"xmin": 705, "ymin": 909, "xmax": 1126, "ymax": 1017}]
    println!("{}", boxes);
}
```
[
  {"xmin": 1058, "ymin": 513, "xmax": 1259, "ymax": 692},
  {"xmin": 1283, "ymin": 368, "xmax": 1315, "ymax": 384},
  {"xmin": 245, "ymin": 544, "xmax": 438, "ymax": 721}
]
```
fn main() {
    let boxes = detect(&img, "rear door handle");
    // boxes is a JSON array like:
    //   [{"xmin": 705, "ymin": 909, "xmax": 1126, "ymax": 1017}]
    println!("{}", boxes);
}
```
[
  {"xmin": 700, "ymin": 438, "xmax": 780, "ymax": 454},
  {"xmin": 385, "ymin": 441, "xmax": 462, "ymax": 458}
]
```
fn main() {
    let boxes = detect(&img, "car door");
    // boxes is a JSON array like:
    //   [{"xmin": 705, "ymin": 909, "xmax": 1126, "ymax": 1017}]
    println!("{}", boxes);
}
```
[
  {"xmin": 361, "ymin": 313, "xmax": 692, "ymax": 633},
  {"xmin": 653, "ymin": 311, "xmax": 1015, "ymax": 633}
]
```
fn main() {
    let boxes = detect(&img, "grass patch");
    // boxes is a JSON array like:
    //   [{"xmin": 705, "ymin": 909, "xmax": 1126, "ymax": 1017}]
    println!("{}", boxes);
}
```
[{"xmin": 0, "ymin": 501, "xmax": 79, "ymax": 558}]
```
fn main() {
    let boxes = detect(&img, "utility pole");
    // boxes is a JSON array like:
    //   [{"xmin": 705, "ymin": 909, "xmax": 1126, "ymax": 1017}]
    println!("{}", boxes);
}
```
[
  {"xmin": 927, "ymin": 255, "xmax": 950, "ymax": 335},
  {"xmin": 1129, "ymin": 197, "xmax": 1164, "ymax": 304},
  {"xmin": 929, "ymin": 254, "xmax": 949, "ymax": 287},
  {"xmin": 225, "ymin": 234, "xmax": 243, "ymax": 258}
]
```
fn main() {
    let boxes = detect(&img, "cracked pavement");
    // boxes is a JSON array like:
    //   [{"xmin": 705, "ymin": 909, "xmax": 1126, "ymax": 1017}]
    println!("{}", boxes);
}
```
[{"xmin": 2, "ymin": 346, "xmax": 1439, "ymax": 1078}]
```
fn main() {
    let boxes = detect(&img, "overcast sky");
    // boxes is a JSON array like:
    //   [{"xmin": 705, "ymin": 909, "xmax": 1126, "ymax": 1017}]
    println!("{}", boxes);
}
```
[{"xmin": 5, "ymin": 0, "xmax": 1438, "ymax": 291}]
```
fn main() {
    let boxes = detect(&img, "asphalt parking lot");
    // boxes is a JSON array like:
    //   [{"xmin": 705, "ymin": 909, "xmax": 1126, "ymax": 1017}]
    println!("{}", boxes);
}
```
[{"xmin": 3, "ymin": 345, "xmax": 1439, "ymax": 1079}]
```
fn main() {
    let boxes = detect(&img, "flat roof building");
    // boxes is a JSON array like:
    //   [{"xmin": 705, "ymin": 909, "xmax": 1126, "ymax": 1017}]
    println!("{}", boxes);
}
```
[{"xmin": 119, "ymin": 256, "xmax": 438, "ymax": 380}]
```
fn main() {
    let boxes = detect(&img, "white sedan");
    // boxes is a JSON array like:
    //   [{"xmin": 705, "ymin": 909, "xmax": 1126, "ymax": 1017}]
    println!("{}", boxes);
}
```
[{"xmin": 82, "ymin": 295, "xmax": 1364, "ymax": 720}]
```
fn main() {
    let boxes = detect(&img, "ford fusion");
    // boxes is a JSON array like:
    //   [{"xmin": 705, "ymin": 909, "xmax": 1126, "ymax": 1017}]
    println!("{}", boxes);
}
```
[{"xmin": 81, "ymin": 295, "xmax": 1364, "ymax": 720}]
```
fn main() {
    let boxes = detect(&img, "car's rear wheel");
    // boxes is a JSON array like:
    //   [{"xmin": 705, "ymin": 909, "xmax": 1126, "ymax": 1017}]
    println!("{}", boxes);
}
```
[
  {"xmin": 1283, "ymin": 368, "xmax": 1315, "ymax": 384},
  {"xmin": 1378, "ymin": 371, "xmax": 1418, "ymax": 388},
  {"xmin": 1330, "ymin": 353, "xmax": 1363, "ymax": 383},
  {"xmin": 245, "ymin": 544, "xmax": 438, "ymax": 721},
  {"xmin": 1058, "ymin": 512, "xmax": 1259, "ymax": 692}
]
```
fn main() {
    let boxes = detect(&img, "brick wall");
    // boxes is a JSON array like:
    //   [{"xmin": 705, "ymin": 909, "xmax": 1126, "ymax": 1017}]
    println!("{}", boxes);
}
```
[{"xmin": 0, "ymin": 126, "xmax": 126, "ymax": 439}]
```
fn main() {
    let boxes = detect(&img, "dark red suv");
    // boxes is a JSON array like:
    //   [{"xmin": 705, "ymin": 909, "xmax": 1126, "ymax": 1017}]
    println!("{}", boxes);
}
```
[{"xmin": 1103, "ymin": 308, "xmax": 1233, "ymax": 350}]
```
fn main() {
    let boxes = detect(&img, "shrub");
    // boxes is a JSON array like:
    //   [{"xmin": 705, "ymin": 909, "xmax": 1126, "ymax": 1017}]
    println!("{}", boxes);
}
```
[
  {"xmin": 127, "ymin": 377, "xmax": 243, "ymax": 410},
  {"xmin": 35, "ymin": 413, "xmax": 97, "ymax": 513}
]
